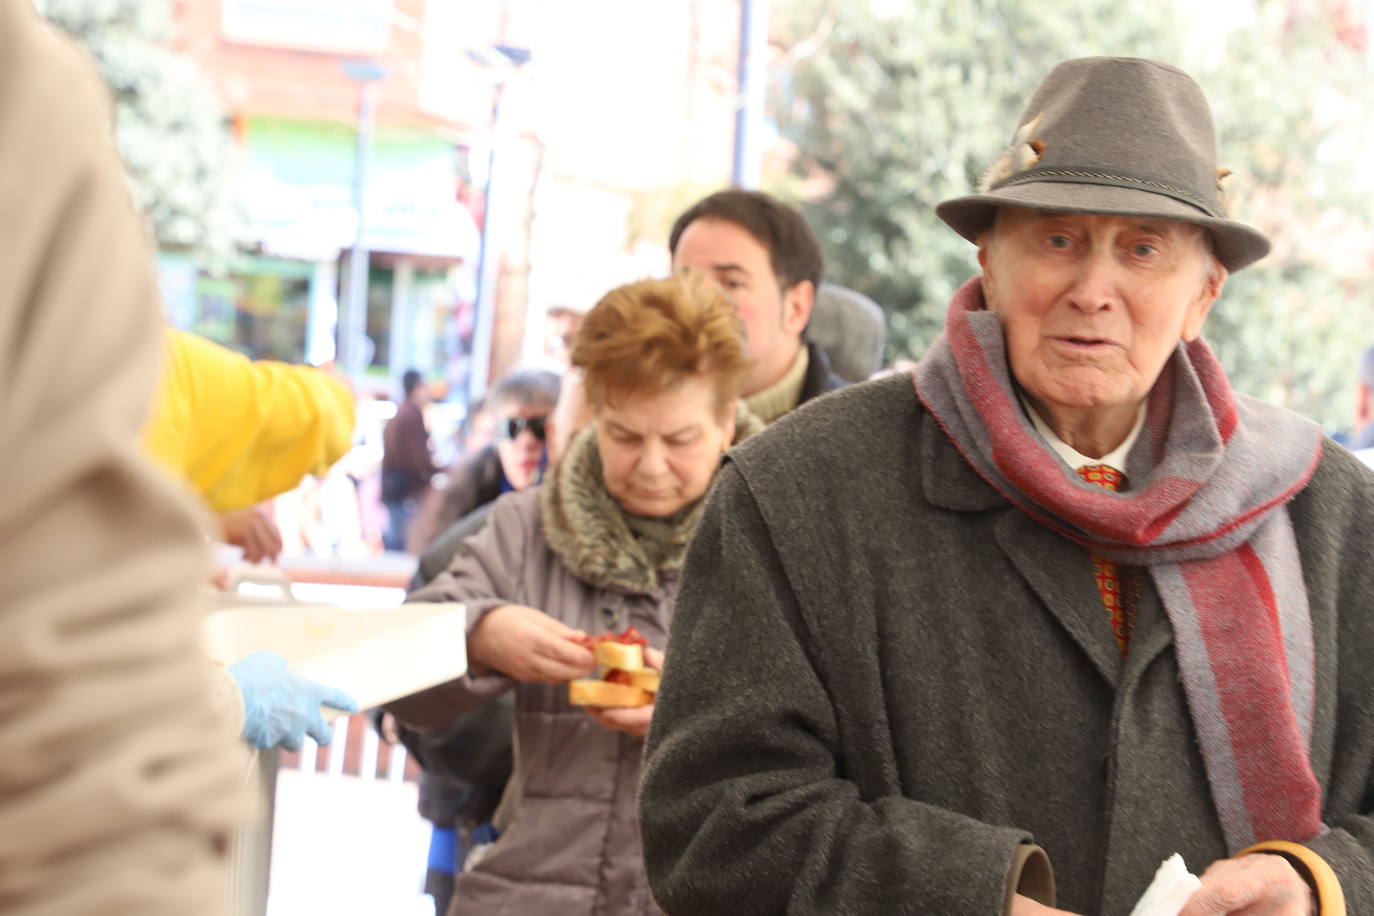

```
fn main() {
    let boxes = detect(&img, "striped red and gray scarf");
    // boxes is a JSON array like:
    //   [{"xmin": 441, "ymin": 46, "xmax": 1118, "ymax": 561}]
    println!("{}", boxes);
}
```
[{"xmin": 914, "ymin": 277, "xmax": 1327, "ymax": 852}]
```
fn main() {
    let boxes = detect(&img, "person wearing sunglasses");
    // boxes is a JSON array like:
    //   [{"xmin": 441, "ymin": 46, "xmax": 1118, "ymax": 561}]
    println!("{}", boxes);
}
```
[{"xmin": 407, "ymin": 369, "xmax": 560, "ymax": 554}]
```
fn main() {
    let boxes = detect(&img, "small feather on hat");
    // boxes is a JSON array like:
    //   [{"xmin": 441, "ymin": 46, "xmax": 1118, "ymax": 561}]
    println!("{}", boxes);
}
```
[{"xmin": 979, "ymin": 113, "xmax": 1045, "ymax": 193}]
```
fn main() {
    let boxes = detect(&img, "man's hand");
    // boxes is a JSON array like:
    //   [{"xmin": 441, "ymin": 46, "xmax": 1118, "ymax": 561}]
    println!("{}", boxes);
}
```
[
  {"xmin": 219, "ymin": 506, "xmax": 283, "ymax": 563},
  {"xmin": 1176, "ymin": 853, "xmax": 1314, "ymax": 916},
  {"xmin": 585, "ymin": 646, "xmax": 663, "ymax": 737},
  {"xmin": 1010, "ymin": 894, "xmax": 1081, "ymax": 915},
  {"xmin": 468, "ymin": 604, "xmax": 595, "ymax": 683}
]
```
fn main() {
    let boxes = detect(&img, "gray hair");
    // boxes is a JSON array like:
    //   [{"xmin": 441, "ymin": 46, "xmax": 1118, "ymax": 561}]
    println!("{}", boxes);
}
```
[{"xmin": 490, "ymin": 368, "xmax": 561, "ymax": 412}]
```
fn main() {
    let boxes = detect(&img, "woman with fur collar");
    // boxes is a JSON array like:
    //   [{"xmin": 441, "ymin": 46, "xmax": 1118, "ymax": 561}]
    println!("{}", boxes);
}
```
[{"xmin": 389, "ymin": 272, "xmax": 761, "ymax": 916}]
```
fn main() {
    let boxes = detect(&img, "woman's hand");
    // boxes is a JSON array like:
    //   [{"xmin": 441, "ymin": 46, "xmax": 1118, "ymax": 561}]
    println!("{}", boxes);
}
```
[
  {"xmin": 1010, "ymin": 894, "xmax": 1081, "ymax": 915},
  {"xmin": 468, "ymin": 604, "xmax": 596, "ymax": 683},
  {"xmin": 1176, "ymin": 854, "xmax": 1314, "ymax": 916},
  {"xmin": 585, "ymin": 646, "xmax": 664, "ymax": 737}
]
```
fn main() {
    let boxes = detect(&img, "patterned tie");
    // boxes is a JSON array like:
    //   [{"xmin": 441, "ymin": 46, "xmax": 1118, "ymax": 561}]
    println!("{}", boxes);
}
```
[{"xmin": 1077, "ymin": 464, "xmax": 1133, "ymax": 654}]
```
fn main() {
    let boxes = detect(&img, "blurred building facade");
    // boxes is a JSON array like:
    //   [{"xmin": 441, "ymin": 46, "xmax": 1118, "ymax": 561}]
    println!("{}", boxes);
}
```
[
  {"xmin": 163, "ymin": 0, "xmax": 482, "ymax": 399},
  {"xmin": 159, "ymin": 0, "xmax": 744, "ymax": 403}
]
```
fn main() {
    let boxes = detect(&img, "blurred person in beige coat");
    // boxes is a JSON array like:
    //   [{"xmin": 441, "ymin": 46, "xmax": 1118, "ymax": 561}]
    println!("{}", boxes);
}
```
[{"xmin": 0, "ymin": 3, "xmax": 248, "ymax": 913}]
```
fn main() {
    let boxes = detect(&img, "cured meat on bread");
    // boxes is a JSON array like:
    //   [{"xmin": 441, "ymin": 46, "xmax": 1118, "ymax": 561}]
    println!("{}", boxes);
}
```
[{"xmin": 568, "ymin": 626, "xmax": 657, "ymax": 707}]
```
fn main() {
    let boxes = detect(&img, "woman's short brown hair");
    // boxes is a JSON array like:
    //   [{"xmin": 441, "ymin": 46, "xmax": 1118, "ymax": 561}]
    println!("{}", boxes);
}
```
[{"xmin": 572, "ymin": 272, "xmax": 752, "ymax": 417}]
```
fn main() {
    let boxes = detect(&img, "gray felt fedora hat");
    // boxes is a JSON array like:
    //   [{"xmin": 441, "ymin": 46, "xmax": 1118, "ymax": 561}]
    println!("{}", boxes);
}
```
[{"xmin": 936, "ymin": 56, "xmax": 1271, "ymax": 272}]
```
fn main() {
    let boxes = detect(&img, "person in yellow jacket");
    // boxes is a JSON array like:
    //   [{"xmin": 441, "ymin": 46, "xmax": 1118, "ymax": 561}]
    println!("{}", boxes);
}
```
[
  {"xmin": 143, "ymin": 327, "xmax": 356, "ymax": 562},
  {"xmin": 140, "ymin": 327, "xmax": 362, "ymax": 749}
]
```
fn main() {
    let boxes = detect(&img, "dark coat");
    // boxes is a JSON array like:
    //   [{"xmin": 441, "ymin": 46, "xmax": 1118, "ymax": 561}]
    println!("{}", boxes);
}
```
[
  {"xmin": 799, "ymin": 337, "xmax": 848, "ymax": 406},
  {"xmin": 640, "ymin": 372, "xmax": 1374, "ymax": 915},
  {"xmin": 381, "ymin": 399, "xmax": 437, "ymax": 499},
  {"xmin": 408, "ymin": 443, "xmax": 505, "ymax": 553}
]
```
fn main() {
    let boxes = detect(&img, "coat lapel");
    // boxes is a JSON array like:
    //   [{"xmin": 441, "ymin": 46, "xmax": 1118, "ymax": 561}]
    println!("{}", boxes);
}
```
[
  {"xmin": 919, "ymin": 413, "xmax": 1123, "ymax": 686},
  {"xmin": 996, "ymin": 511, "xmax": 1124, "ymax": 687}
]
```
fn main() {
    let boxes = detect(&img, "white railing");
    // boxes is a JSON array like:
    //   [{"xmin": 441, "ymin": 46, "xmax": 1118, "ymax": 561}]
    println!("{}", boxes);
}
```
[{"xmin": 268, "ymin": 716, "xmax": 431, "ymax": 916}]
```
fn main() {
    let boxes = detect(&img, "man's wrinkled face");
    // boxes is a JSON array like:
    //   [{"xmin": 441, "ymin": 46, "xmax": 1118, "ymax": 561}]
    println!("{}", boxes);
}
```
[{"xmin": 978, "ymin": 208, "xmax": 1225, "ymax": 426}]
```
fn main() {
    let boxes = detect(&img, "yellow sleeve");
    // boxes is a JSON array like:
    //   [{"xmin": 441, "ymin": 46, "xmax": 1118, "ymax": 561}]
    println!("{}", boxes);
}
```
[
  {"xmin": 141, "ymin": 328, "xmax": 193, "ymax": 480},
  {"xmin": 145, "ymin": 328, "xmax": 357, "ymax": 512}
]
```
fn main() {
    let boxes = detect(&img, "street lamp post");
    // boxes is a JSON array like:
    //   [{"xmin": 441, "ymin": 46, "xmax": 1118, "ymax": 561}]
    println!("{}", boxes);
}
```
[
  {"xmin": 732, "ymin": 0, "xmax": 769, "ymax": 189},
  {"xmin": 466, "ymin": 45, "xmax": 531, "ymax": 407},
  {"xmin": 340, "ymin": 59, "xmax": 389, "ymax": 377}
]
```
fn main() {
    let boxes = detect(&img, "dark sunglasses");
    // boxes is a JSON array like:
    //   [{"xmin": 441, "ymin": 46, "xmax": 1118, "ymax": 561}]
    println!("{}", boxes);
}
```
[{"xmin": 500, "ymin": 416, "xmax": 547, "ymax": 442}]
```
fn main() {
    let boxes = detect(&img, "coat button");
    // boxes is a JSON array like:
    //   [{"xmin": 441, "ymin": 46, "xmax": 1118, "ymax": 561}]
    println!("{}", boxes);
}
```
[{"xmin": 599, "ymin": 605, "xmax": 623, "ymax": 632}]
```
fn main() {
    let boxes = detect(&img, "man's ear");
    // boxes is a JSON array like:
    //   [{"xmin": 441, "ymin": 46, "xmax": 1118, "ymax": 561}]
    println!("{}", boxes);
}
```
[
  {"xmin": 976, "ymin": 231, "xmax": 998, "ymax": 301},
  {"xmin": 719, "ymin": 398, "xmax": 738, "ymax": 444},
  {"xmin": 1181, "ymin": 259, "xmax": 1227, "ymax": 342},
  {"xmin": 782, "ymin": 280, "xmax": 815, "ymax": 337}
]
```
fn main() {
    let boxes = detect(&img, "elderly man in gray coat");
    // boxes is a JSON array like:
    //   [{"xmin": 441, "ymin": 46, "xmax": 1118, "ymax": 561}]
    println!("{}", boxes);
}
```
[{"xmin": 641, "ymin": 57, "xmax": 1365, "ymax": 916}]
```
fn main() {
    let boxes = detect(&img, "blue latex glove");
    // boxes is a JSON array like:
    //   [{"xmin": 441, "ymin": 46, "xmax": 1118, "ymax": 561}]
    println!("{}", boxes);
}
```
[{"xmin": 228, "ymin": 651, "xmax": 359, "ymax": 751}]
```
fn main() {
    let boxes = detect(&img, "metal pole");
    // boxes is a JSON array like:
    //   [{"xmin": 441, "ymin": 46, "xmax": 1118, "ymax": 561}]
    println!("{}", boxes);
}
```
[
  {"xmin": 342, "ymin": 79, "xmax": 379, "ymax": 376},
  {"xmin": 467, "ymin": 84, "xmax": 505, "ymax": 406},
  {"xmin": 731, "ymin": 0, "xmax": 769, "ymax": 189}
]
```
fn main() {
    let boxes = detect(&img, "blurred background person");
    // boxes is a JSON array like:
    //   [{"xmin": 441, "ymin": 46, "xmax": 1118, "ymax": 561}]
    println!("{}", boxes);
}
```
[
  {"xmin": 143, "ymin": 326, "xmax": 356, "ymax": 565},
  {"xmin": 396, "ymin": 363, "xmax": 593, "ymax": 916},
  {"xmin": 0, "ymin": 4, "xmax": 247, "ymax": 912},
  {"xmin": 808, "ymin": 285, "xmax": 889, "ymax": 383},
  {"xmin": 414, "ymin": 367, "xmax": 591, "ymax": 589},
  {"xmin": 460, "ymin": 397, "xmax": 497, "ymax": 457},
  {"xmin": 1350, "ymin": 346, "xmax": 1374, "ymax": 450},
  {"xmin": 543, "ymin": 304, "xmax": 587, "ymax": 371},
  {"xmin": 386, "ymin": 273, "xmax": 760, "ymax": 916},
  {"xmin": 407, "ymin": 368, "xmax": 560, "ymax": 554},
  {"xmin": 382, "ymin": 368, "xmax": 440, "ymax": 551},
  {"xmin": 142, "ymin": 325, "xmax": 361, "ymax": 750},
  {"xmin": 141, "ymin": 326, "xmax": 361, "ymax": 916}
]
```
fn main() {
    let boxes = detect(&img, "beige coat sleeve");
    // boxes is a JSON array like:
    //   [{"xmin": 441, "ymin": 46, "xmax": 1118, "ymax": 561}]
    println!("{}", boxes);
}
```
[{"xmin": 0, "ymin": 5, "xmax": 249, "ymax": 914}]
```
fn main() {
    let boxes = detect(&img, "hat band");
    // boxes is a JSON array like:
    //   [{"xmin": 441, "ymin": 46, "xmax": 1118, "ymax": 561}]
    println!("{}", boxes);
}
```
[{"xmin": 992, "ymin": 166, "xmax": 1223, "ymax": 219}]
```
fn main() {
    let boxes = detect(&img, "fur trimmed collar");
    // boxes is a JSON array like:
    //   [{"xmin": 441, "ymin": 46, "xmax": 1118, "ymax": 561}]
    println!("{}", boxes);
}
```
[{"xmin": 538, "ymin": 403, "xmax": 764, "ymax": 594}]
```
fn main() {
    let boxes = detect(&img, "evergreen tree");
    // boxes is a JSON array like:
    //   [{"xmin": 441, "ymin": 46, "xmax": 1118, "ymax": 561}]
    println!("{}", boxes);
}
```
[
  {"xmin": 42, "ymin": 0, "xmax": 238, "ymax": 266},
  {"xmin": 776, "ymin": 0, "xmax": 1374, "ymax": 430}
]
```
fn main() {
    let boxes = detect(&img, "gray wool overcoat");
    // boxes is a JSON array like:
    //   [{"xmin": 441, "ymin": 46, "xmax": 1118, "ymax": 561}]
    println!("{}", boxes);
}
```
[{"xmin": 640, "ymin": 372, "xmax": 1374, "ymax": 915}]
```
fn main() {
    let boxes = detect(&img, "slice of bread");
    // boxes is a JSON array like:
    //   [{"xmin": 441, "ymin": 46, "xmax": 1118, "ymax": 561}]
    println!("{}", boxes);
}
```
[
  {"xmin": 628, "ymin": 669, "xmax": 660, "ymax": 694},
  {"xmin": 568, "ymin": 679, "xmax": 652, "ymax": 707},
  {"xmin": 595, "ymin": 641, "xmax": 643, "ymax": 672}
]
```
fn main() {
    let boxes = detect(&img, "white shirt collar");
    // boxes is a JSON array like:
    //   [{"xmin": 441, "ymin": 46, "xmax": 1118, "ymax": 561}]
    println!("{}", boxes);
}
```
[{"xmin": 1020, "ymin": 396, "xmax": 1146, "ymax": 473}]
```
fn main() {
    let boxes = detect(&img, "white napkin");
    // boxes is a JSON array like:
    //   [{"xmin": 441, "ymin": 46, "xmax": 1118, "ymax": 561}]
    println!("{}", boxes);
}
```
[{"xmin": 1128, "ymin": 854, "xmax": 1203, "ymax": 916}]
